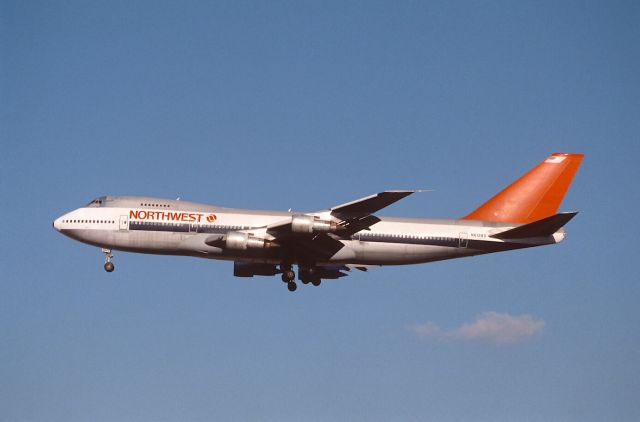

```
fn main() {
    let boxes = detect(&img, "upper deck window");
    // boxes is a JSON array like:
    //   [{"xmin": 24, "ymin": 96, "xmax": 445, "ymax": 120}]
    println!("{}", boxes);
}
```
[{"xmin": 86, "ymin": 197, "xmax": 105, "ymax": 207}]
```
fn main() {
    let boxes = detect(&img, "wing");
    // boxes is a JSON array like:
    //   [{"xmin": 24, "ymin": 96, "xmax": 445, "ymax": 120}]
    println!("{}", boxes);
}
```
[
  {"xmin": 329, "ymin": 190, "xmax": 416, "ymax": 236},
  {"xmin": 329, "ymin": 190, "xmax": 415, "ymax": 218},
  {"xmin": 266, "ymin": 190, "xmax": 417, "ymax": 259},
  {"xmin": 268, "ymin": 190, "xmax": 416, "ymax": 235}
]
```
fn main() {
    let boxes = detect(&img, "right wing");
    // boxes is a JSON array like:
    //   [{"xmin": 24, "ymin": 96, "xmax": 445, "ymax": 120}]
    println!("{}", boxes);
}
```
[
  {"xmin": 265, "ymin": 190, "xmax": 417, "ymax": 259},
  {"xmin": 330, "ymin": 190, "xmax": 415, "ymax": 218},
  {"xmin": 329, "ymin": 190, "xmax": 416, "ymax": 236},
  {"xmin": 267, "ymin": 190, "xmax": 416, "ymax": 237}
]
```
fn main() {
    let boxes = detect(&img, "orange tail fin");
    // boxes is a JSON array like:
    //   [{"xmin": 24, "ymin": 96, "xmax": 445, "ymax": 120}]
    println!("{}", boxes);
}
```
[{"xmin": 462, "ymin": 153, "xmax": 584, "ymax": 223}]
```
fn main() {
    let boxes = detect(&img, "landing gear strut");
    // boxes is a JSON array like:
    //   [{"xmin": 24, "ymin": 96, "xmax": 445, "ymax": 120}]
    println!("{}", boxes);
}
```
[
  {"xmin": 102, "ymin": 248, "xmax": 114, "ymax": 272},
  {"xmin": 281, "ymin": 265, "xmax": 296, "ymax": 292}
]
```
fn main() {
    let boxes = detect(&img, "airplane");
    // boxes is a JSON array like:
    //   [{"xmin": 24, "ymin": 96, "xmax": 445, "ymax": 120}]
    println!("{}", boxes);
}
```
[{"xmin": 53, "ymin": 153, "xmax": 583, "ymax": 292}]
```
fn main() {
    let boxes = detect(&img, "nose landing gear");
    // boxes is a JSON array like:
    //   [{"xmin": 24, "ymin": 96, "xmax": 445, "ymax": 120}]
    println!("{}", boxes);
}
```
[{"xmin": 102, "ymin": 248, "xmax": 114, "ymax": 272}]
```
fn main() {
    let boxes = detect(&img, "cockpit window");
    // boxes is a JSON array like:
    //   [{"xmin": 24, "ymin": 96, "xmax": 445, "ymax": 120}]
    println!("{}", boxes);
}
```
[{"xmin": 86, "ymin": 197, "xmax": 105, "ymax": 207}]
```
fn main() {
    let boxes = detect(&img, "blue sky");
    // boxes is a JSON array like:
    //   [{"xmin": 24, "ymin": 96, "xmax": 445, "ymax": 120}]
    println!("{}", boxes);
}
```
[{"xmin": 1, "ymin": 1, "xmax": 639, "ymax": 421}]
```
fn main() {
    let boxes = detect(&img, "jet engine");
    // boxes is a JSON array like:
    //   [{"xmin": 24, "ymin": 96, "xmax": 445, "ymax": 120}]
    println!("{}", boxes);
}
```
[
  {"xmin": 291, "ymin": 215, "xmax": 338, "ymax": 234},
  {"xmin": 225, "ymin": 232, "xmax": 272, "ymax": 250}
]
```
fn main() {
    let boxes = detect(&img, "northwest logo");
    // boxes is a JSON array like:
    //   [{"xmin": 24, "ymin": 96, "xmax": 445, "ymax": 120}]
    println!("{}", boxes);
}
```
[{"xmin": 129, "ymin": 210, "xmax": 219, "ymax": 223}]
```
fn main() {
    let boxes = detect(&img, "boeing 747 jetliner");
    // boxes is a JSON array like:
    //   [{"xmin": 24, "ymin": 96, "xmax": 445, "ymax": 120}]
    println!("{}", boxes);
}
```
[{"xmin": 53, "ymin": 153, "xmax": 583, "ymax": 291}]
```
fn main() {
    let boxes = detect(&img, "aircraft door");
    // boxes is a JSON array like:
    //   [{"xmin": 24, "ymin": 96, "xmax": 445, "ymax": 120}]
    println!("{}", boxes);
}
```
[
  {"xmin": 458, "ymin": 232, "xmax": 468, "ymax": 248},
  {"xmin": 119, "ymin": 215, "xmax": 128, "ymax": 230}
]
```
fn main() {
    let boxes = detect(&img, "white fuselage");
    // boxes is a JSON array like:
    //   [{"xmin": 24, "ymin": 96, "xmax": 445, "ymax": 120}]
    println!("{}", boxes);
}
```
[{"xmin": 53, "ymin": 196, "xmax": 562, "ymax": 267}]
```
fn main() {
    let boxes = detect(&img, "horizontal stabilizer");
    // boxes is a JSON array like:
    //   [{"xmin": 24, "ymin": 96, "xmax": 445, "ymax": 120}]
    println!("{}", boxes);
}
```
[{"xmin": 491, "ymin": 212, "xmax": 578, "ymax": 239}]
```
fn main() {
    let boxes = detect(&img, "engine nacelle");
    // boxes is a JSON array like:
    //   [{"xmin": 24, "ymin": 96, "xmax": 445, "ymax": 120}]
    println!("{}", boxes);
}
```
[
  {"xmin": 225, "ymin": 232, "xmax": 271, "ymax": 250},
  {"xmin": 291, "ymin": 215, "xmax": 338, "ymax": 234}
]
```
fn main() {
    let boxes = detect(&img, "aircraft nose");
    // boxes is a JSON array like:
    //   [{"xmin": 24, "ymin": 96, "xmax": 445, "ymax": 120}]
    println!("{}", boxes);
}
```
[{"xmin": 53, "ymin": 216, "xmax": 62, "ymax": 232}]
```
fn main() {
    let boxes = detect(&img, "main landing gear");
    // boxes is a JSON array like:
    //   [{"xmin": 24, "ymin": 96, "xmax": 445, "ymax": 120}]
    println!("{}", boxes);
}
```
[
  {"xmin": 280, "ymin": 265, "xmax": 324, "ymax": 292},
  {"xmin": 102, "ymin": 248, "xmax": 114, "ymax": 272},
  {"xmin": 281, "ymin": 265, "xmax": 297, "ymax": 292}
]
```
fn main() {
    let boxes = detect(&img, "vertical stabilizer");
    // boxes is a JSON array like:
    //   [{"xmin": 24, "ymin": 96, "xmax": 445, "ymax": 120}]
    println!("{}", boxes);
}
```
[{"xmin": 462, "ymin": 153, "xmax": 583, "ymax": 223}]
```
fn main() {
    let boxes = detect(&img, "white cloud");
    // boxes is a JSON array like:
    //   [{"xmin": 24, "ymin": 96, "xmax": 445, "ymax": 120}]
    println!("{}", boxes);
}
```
[{"xmin": 409, "ymin": 312, "xmax": 545, "ymax": 345}]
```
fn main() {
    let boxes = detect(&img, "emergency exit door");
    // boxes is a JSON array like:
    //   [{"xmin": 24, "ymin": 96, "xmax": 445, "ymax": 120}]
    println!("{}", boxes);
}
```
[
  {"xmin": 459, "ymin": 232, "xmax": 468, "ymax": 248},
  {"xmin": 119, "ymin": 215, "xmax": 128, "ymax": 230}
]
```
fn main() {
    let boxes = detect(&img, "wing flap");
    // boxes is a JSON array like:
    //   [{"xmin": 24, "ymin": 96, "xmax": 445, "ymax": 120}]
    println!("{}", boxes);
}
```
[{"xmin": 337, "ymin": 215, "xmax": 381, "ymax": 236}]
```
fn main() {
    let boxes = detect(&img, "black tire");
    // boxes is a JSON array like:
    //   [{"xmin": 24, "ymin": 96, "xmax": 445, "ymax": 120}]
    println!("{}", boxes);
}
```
[
  {"xmin": 104, "ymin": 262, "xmax": 115, "ymax": 272},
  {"xmin": 311, "ymin": 279, "xmax": 321, "ymax": 287},
  {"xmin": 282, "ymin": 270, "xmax": 295, "ymax": 282},
  {"xmin": 287, "ymin": 282, "xmax": 297, "ymax": 292}
]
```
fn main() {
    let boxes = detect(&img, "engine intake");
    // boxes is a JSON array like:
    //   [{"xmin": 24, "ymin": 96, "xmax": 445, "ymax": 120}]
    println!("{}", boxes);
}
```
[{"xmin": 291, "ymin": 215, "xmax": 338, "ymax": 234}]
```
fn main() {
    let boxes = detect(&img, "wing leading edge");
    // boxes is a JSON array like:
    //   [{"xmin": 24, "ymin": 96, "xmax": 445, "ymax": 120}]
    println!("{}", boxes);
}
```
[{"xmin": 329, "ymin": 190, "xmax": 415, "ymax": 218}]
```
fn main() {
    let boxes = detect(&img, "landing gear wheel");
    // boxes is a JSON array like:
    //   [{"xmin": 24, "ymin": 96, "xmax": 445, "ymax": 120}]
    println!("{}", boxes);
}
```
[
  {"xmin": 287, "ymin": 282, "xmax": 297, "ymax": 292},
  {"xmin": 281, "ymin": 269, "xmax": 295, "ymax": 283},
  {"xmin": 102, "ymin": 248, "xmax": 114, "ymax": 273},
  {"xmin": 311, "ymin": 279, "xmax": 321, "ymax": 287}
]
